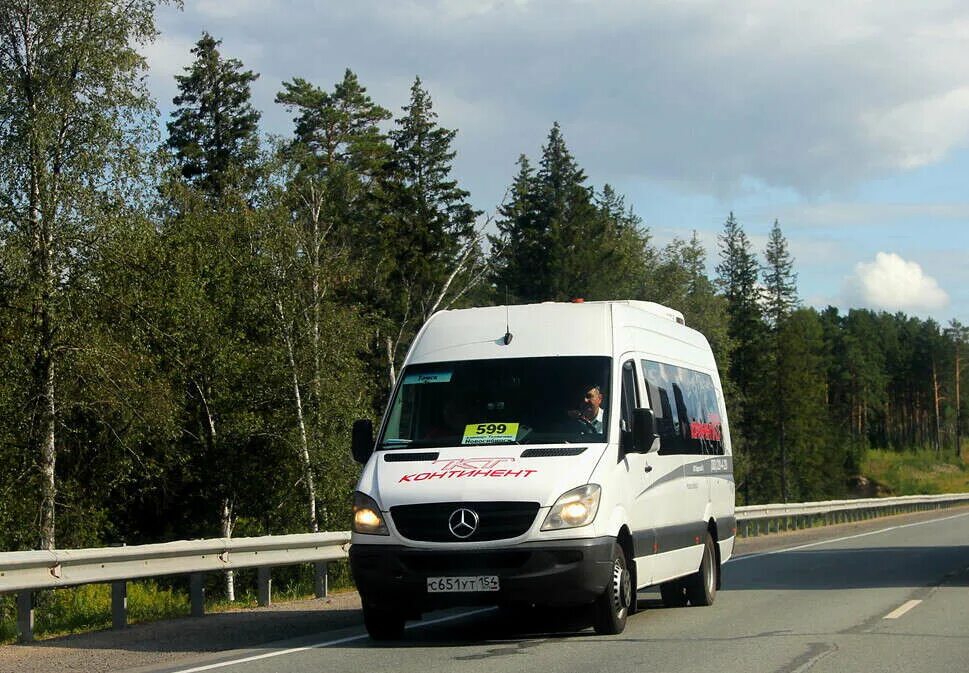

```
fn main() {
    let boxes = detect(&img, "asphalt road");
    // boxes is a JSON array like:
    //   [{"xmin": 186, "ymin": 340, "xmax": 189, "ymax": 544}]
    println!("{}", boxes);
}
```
[{"xmin": 128, "ymin": 507, "xmax": 969, "ymax": 673}]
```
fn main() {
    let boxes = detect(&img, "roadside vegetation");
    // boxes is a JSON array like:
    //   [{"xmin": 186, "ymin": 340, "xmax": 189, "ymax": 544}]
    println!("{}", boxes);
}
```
[{"xmin": 861, "ymin": 448, "xmax": 969, "ymax": 496}]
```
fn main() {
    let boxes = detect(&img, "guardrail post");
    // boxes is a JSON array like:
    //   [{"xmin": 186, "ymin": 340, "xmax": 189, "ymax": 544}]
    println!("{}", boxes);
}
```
[
  {"xmin": 190, "ymin": 573, "xmax": 205, "ymax": 617},
  {"xmin": 16, "ymin": 591, "xmax": 33, "ymax": 643},
  {"xmin": 257, "ymin": 567, "xmax": 272, "ymax": 607},
  {"xmin": 112, "ymin": 580, "xmax": 127, "ymax": 630},
  {"xmin": 314, "ymin": 562, "xmax": 328, "ymax": 598}
]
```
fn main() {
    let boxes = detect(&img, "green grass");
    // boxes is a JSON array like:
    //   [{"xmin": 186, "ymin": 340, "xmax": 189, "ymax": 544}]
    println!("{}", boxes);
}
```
[{"xmin": 862, "ymin": 448, "xmax": 969, "ymax": 496}]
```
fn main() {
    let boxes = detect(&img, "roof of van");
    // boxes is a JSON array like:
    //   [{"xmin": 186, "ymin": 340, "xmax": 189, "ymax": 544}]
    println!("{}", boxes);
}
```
[{"xmin": 404, "ymin": 300, "xmax": 711, "ymax": 367}]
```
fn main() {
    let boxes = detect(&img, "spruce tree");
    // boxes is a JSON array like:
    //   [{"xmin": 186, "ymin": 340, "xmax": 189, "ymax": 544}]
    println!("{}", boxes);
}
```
[
  {"xmin": 761, "ymin": 220, "xmax": 798, "ymax": 500},
  {"xmin": 493, "ymin": 125, "xmax": 654, "ymax": 304},
  {"xmin": 373, "ymin": 77, "xmax": 484, "ymax": 386},
  {"xmin": 716, "ymin": 213, "xmax": 770, "ymax": 501},
  {"xmin": 385, "ymin": 77, "xmax": 481, "ymax": 322},
  {"xmin": 763, "ymin": 219, "xmax": 798, "ymax": 327},
  {"xmin": 492, "ymin": 154, "xmax": 543, "ymax": 301},
  {"xmin": 167, "ymin": 33, "xmax": 261, "ymax": 198}
]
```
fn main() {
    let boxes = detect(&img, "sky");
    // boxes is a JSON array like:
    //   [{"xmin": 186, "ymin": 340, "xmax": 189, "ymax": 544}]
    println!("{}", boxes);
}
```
[{"xmin": 145, "ymin": 0, "xmax": 969, "ymax": 326}]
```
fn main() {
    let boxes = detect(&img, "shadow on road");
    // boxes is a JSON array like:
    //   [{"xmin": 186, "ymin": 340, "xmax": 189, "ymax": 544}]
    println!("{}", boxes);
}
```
[{"xmin": 723, "ymin": 545, "xmax": 969, "ymax": 590}]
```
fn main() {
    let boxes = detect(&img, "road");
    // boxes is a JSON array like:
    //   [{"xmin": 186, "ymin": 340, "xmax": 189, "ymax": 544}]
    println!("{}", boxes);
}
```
[
  {"xmin": 3, "ymin": 507, "xmax": 967, "ymax": 673},
  {"xmin": 139, "ymin": 508, "xmax": 969, "ymax": 673}
]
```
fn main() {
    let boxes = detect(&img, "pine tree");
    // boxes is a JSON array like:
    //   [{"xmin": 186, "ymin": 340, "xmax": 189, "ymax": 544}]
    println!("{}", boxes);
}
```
[
  {"xmin": 274, "ymin": 70, "xmax": 391, "ymax": 528},
  {"xmin": 167, "ymin": 33, "xmax": 261, "ymax": 198}
]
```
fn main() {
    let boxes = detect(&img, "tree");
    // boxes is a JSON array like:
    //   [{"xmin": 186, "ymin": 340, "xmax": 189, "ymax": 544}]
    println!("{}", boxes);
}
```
[
  {"xmin": 491, "ymin": 154, "xmax": 541, "ymax": 300},
  {"xmin": 762, "ymin": 219, "xmax": 798, "ymax": 328},
  {"xmin": 946, "ymin": 321, "xmax": 968, "ymax": 458},
  {"xmin": 493, "ymin": 123, "xmax": 652, "ymax": 304},
  {"xmin": 378, "ymin": 77, "xmax": 484, "ymax": 388},
  {"xmin": 778, "ymin": 309, "xmax": 841, "ymax": 500},
  {"xmin": 716, "ymin": 213, "xmax": 769, "ymax": 502},
  {"xmin": 167, "ymin": 32, "xmax": 261, "ymax": 198},
  {"xmin": 0, "ymin": 0, "xmax": 162, "ymax": 549},
  {"xmin": 164, "ymin": 34, "xmax": 265, "ymax": 596},
  {"xmin": 275, "ymin": 70, "xmax": 391, "ymax": 530},
  {"xmin": 761, "ymin": 220, "xmax": 798, "ymax": 500},
  {"xmin": 654, "ymin": 232, "xmax": 730, "ymax": 380}
]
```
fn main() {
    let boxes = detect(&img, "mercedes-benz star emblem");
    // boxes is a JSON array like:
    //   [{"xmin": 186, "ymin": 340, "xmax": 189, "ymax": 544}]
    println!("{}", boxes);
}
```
[{"xmin": 448, "ymin": 508, "xmax": 479, "ymax": 539}]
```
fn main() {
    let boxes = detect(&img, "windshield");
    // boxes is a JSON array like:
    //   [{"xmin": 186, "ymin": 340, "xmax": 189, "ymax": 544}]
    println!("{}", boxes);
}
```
[{"xmin": 380, "ymin": 356, "xmax": 612, "ymax": 448}]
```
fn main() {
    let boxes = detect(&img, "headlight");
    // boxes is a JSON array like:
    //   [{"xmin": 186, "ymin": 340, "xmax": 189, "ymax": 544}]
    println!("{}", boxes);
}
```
[
  {"xmin": 541, "ymin": 484, "xmax": 601, "ymax": 530},
  {"xmin": 352, "ymin": 491, "xmax": 388, "ymax": 535}
]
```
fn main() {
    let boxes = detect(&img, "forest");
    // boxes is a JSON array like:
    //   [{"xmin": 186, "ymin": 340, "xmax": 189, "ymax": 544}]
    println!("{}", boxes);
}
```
[{"xmin": 1, "ymin": 1, "xmax": 966, "ymax": 557}]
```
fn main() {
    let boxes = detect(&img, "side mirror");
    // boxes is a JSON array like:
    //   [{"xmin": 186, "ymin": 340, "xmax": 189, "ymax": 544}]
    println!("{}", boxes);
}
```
[
  {"xmin": 632, "ymin": 408, "xmax": 658, "ymax": 453},
  {"xmin": 351, "ymin": 419, "xmax": 375, "ymax": 464}
]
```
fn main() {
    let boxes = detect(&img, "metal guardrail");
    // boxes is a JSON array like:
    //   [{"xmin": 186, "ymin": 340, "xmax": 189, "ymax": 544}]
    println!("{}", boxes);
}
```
[
  {"xmin": 735, "ymin": 493, "xmax": 969, "ymax": 536},
  {"xmin": 2, "ymin": 493, "xmax": 968, "ymax": 643},
  {"xmin": 1, "ymin": 532, "xmax": 350, "ymax": 643}
]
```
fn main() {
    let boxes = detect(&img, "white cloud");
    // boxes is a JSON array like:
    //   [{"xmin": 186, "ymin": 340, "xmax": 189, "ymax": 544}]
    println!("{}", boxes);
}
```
[
  {"xmin": 149, "ymin": 1, "xmax": 969, "ymax": 199},
  {"xmin": 844, "ymin": 252, "xmax": 949, "ymax": 312}
]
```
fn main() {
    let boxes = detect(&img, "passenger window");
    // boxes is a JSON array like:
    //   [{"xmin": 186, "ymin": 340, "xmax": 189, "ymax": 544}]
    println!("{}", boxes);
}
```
[{"xmin": 641, "ymin": 359, "xmax": 723, "ymax": 456}]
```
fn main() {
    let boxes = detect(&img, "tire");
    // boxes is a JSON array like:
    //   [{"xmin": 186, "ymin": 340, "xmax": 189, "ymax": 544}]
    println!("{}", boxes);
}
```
[
  {"xmin": 592, "ymin": 542, "xmax": 632, "ymax": 635},
  {"xmin": 659, "ymin": 578, "xmax": 688, "ymax": 607},
  {"xmin": 683, "ymin": 532, "xmax": 717, "ymax": 607},
  {"xmin": 362, "ymin": 604, "xmax": 406, "ymax": 641}
]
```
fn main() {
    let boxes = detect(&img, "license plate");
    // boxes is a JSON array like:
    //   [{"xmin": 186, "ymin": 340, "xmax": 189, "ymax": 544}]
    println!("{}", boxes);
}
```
[{"xmin": 427, "ymin": 575, "xmax": 500, "ymax": 593}]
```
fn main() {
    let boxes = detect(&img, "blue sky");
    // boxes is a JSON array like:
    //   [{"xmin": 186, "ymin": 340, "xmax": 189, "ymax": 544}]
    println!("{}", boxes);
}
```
[{"xmin": 145, "ymin": 1, "xmax": 969, "ymax": 326}]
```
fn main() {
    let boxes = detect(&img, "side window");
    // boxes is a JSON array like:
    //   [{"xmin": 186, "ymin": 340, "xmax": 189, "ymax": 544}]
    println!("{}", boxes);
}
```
[
  {"xmin": 619, "ymin": 360, "xmax": 639, "ymax": 434},
  {"xmin": 641, "ymin": 359, "xmax": 723, "ymax": 455}
]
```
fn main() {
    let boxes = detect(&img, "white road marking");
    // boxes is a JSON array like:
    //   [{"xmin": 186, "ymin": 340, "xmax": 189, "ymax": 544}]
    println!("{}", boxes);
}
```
[
  {"xmin": 727, "ymin": 510, "xmax": 969, "ymax": 563},
  {"xmin": 884, "ymin": 599, "xmax": 922, "ymax": 620},
  {"xmin": 168, "ymin": 608, "xmax": 495, "ymax": 673}
]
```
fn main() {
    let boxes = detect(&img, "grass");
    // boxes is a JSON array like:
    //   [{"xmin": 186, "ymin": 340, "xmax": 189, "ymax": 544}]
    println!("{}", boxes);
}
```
[
  {"xmin": 861, "ymin": 447, "xmax": 969, "ymax": 496},
  {"xmin": 0, "ymin": 561, "xmax": 355, "ymax": 645}
]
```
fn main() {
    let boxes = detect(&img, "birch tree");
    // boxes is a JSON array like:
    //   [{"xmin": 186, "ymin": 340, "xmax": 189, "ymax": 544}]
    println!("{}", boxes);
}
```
[{"xmin": 0, "ymin": 0, "xmax": 162, "ymax": 549}]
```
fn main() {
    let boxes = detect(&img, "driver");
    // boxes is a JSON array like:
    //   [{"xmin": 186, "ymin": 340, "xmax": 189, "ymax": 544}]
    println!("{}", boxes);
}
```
[{"xmin": 568, "ymin": 383, "xmax": 605, "ymax": 433}]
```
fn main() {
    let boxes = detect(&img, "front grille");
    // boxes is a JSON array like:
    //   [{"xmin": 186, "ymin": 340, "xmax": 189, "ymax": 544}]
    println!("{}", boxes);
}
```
[
  {"xmin": 520, "ymin": 447, "xmax": 587, "ymax": 458},
  {"xmin": 390, "ymin": 501, "xmax": 540, "ymax": 542}
]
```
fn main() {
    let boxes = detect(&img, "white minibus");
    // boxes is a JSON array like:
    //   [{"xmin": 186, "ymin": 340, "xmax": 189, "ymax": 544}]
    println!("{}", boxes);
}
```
[{"xmin": 349, "ymin": 300, "xmax": 735, "ymax": 639}]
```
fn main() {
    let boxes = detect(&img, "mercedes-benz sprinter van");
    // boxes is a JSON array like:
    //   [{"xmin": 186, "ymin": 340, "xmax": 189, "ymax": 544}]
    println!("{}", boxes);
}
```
[{"xmin": 349, "ymin": 300, "xmax": 735, "ymax": 639}]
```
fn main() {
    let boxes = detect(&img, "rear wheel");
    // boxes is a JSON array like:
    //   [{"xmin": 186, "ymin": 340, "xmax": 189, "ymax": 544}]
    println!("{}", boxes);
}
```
[
  {"xmin": 362, "ymin": 604, "xmax": 406, "ymax": 641},
  {"xmin": 592, "ymin": 542, "xmax": 632, "ymax": 635},
  {"xmin": 683, "ymin": 532, "xmax": 717, "ymax": 606}
]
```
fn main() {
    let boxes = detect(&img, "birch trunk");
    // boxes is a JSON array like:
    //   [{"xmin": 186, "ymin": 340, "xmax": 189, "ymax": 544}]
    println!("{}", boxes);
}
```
[
  {"xmin": 194, "ymin": 381, "xmax": 235, "ymax": 600},
  {"xmin": 278, "ymin": 301, "xmax": 318, "ymax": 532},
  {"xmin": 221, "ymin": 498, "xmax": 234, "ymax": 601}
]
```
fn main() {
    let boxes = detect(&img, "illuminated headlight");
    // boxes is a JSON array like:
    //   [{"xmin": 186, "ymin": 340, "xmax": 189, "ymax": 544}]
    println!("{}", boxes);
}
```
[
  {"xmin": 541, "ymin": 484, "xmax": 601, "ymax": 530},
  {"xmin": 352, "ymin": 492, "xmax": 388, "ymax": 535}
]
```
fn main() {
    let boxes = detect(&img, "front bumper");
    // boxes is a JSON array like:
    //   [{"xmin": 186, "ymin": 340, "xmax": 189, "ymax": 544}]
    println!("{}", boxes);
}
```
[{"xmin": 349, "ymin": 537, "xmax": 615, "ymax": 613}]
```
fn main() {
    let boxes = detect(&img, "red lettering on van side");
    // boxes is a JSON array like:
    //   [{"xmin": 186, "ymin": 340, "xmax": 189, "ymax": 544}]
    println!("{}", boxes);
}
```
[{"xmin": 689, "ymin": 422, "xmax": 722, "ymax": 441}]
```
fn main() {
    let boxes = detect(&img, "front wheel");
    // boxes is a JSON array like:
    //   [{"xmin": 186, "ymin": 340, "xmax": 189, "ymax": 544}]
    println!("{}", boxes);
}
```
[
  {"xmin": 592, "ymin": 542, "xmax": 632, "ymax": 635},
  {"xmin": 683, "ymin": 532, "xmax": 717, "ymax": 606},
  {"xmin": 362, "ymin": 604, "xmax": 406, "ymax": 641}
]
